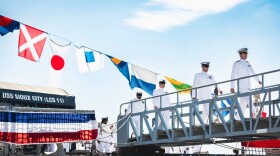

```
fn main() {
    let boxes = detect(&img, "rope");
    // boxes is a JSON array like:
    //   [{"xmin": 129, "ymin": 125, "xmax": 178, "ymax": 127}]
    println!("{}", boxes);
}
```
[
  {"xmin": 76, "ymin": 116, "xmax": 134, "ymax": 153},
  {"xmin": 11, "ymin": 18, "xmax": 162, "ymax": 76},
  {"xmin": 97, "ymin": 113, "xmax": 132, "ymax": 140},
  {"xmin": 99, "ymin": 113, "xmax": 130, "ymax": 128},
  {"xmin": 95, "ymin": 138, "xmax": 132, "ymax": 146}
]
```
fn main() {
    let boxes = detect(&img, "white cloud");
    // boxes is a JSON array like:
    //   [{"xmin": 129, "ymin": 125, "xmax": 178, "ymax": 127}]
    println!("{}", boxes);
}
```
[{"xmin": 125, "ymin": 0, "xmax": 248, "ymax": 32}]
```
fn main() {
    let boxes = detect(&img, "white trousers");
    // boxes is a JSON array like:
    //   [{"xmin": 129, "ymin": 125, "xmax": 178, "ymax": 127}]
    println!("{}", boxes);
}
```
[
  {"xmin": 236, "ymin": 90, "xmax": 257, "ymax": 120},
  {"xmin": 98, "ymin": 141, "xmax": 111, "ymax": 153},
  {"xmin": 199, "ymin": 95, "xmax": 212, "ymax": 124},
  {"xmin": 130, "ymin": 116, "xmax": 140, "ymax": 136},
  {"xmin": 201, "ymin": 103, "xmax": 210, "ymax": 124},
  {"xmin": 157, "ymin": 110, "xmax": 170, "ymax": 130}
]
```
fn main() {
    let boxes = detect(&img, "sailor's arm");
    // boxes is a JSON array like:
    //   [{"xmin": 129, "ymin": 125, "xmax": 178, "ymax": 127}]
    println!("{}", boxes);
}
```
[
  {"xmin": 152, "ymin": 89, "xmax": 159, "ymax": 109},
  {"xmin": 191, "ymin": 74, "xmax": 199, "ymax": 99},
  {"xmin": 249, "ymin": 62, "xmax": 262, "ymax": 85},
  {"xmin": 211, "ymin": 75, "xmax": 223, "ymax": 95},
  {"xmin": 230, "ymin": 63, "xmax": 238, "ymax": 93}
]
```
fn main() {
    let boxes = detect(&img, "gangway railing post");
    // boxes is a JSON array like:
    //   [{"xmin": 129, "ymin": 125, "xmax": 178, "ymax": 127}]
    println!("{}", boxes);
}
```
[
  {"xmin": 249, "ymin": 93, "xmax": 253, "ymax": 130},
  {"xmin": 261, "ymin": 73, "xmax": 264, "ymax": 89},
  {"xmin": 140, "ymin": 113, "xmax": 143, "ymax": 142},
  {"xmin": 130, "ymin": 101, "xmax": 133, "ymax": 117},
  {"xmin": 230, "ymin": 95, "xmax": 235, "ymax": 132},
  {"xmin": 143, "ymin": 98, "xmax": 147, "ymax": 140},
  {"xmin": 273, "ymin": 95, "xmax": 276, "ymax": 116},
  {"xmin": 189, "ymin": 101, "xmax": 195, "ymax": 137},
  {"xmin": 269, "ymin": 91, "xmax": 272, "ymax": 128},
  {"xmin": 180, "ymin": 106, "xmax": 183, "ymax": 128},
  {"xmin": 176, "ymin": 92, "xmax": 180, "ymax": 128},
  {"xmin": 171, "ymin": 107, "xmax": 175, "ymax": 139},
  {"xmin": 237, "ymin": 78, "xmax": 240, "ymax": 94},
  {"xmin": 279, "ymin": 85, "xmax": 280, "ymax": 99},
  {"xmin": 209, "ymin": 99, "xmax": 213, "ymax": 135},
  {"xmin": 154, "ymin": 109, "xmax": 158, "ymax": 140}
]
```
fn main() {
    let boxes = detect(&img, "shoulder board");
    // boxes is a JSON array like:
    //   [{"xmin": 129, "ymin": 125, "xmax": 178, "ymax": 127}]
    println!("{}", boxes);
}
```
[
  {"xmin": 236, "ymin": 60, "xmax": 240, "ymax": 63},
  {"xmin": 246, "ymin": 61, "xmax": 252, "ymax": 67}
]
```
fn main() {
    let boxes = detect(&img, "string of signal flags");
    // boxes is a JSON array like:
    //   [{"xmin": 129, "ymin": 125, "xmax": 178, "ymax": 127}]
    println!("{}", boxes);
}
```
[{"xmin": 0, "ymin": 15, "xmax": 192, "ymax": 95}]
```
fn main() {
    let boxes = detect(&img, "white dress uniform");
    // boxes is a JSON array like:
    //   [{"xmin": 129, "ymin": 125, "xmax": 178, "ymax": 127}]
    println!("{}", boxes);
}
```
[
  {"xmin": 126, "ymin": 98, "xmax": 145, "ymax": 136},
  {"xmin": 97, "ymin": 123, "xmax": 111, "ymax": 153},
  {"xmin": 153, "ymin": 88, "xmax": 171, "ymax": 129},
  {"xmin": 192, "ymin": 71, "xmax": 220, "ymax": 123},
  {"xmin": 231, "ymin": 59, "xmax": 260, "ymax": 119}
]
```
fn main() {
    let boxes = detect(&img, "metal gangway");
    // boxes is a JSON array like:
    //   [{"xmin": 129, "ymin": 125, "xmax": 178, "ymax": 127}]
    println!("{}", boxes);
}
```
[{"xmin": 117, "ymin": 69, "xmax": 280, "ymax": 149}]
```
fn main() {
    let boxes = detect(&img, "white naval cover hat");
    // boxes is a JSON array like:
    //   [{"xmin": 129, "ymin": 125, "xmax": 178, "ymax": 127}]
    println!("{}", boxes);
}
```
[
  {"xmin": 201, "ymin": 62, "xmax": 210, "ymax": 66},
  {"xmin": 159, "ymin": 79, "xmax": 166, "ymax": 84},
  {"xmin": 238, "ymin": 48, "xmax": 248, "ymax": 53},
  {"xmin": 101, "ymin": 116, "xmax": 108, "ymax": 119}
]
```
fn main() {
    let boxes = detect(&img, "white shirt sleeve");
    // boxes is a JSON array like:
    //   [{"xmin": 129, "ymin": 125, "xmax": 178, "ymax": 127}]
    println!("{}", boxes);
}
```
[
  {"xmin": 248, "ymin": 62, "xmax": 260, "ymax": 82},
  {"xmin": 152, "ymin": 89, "xmax": 159, "ymax": 108},
  {"xmin": 231, "ymin": 62, "xmax": 238, "ymax": 89}
]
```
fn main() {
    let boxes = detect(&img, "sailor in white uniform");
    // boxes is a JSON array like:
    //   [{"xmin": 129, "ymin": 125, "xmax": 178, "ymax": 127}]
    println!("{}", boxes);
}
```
[
  {"xmin": 126, "ymin": 92, "xmax": 146, "ymax": 136},
  {"xmin": 192, "ymin": 62, "xmax": 223, "ymax": 124},
  {"xmin": 230, "ymin": 48, "xmax": 262, "ymax": 119},
  {"xmin": 97, "ymin": 117, "xmax": 113, "ymax": 153},
  {"xmin": 153, "ymin": 79, "xmax": 171, "ymax": 130}
]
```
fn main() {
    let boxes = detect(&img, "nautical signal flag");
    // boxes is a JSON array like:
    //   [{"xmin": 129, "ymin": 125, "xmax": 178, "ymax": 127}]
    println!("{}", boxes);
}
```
[
  {"xmin": 18, "ymin": 24, "xmax": 47, "ymax": 62},
  {"xmin": 0, "ymin": 15, "xmax": 20, "ymax": 36},
  {"xmin": 107, "ymin": 55, "xmax": 130, "ymax": 82},
  {"xmin": 165, "ymin": 76, "xmax": 192, "ymax": 94},
  {"xmin": 48, "ymin": 39, "xmax": 71, "ymax": 87},
  {"xmin": 130, "ymin": 64, "xmax": 157, "ymax": 95},
  {"xmin": 75, "ymin": 45, "xmax": 105, "ymax": 73}
]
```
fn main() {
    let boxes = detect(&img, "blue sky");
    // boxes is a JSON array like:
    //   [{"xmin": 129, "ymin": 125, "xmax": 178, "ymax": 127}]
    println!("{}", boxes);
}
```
[{"xmin": 1, "ymin": 0, "xmax": 280, "ymax": 153}]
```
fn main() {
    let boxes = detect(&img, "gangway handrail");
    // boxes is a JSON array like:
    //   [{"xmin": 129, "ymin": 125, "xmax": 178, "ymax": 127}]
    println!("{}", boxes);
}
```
[{"xmin": 120, "ymin": 69, "xmax": 280, "ymax": 113}]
